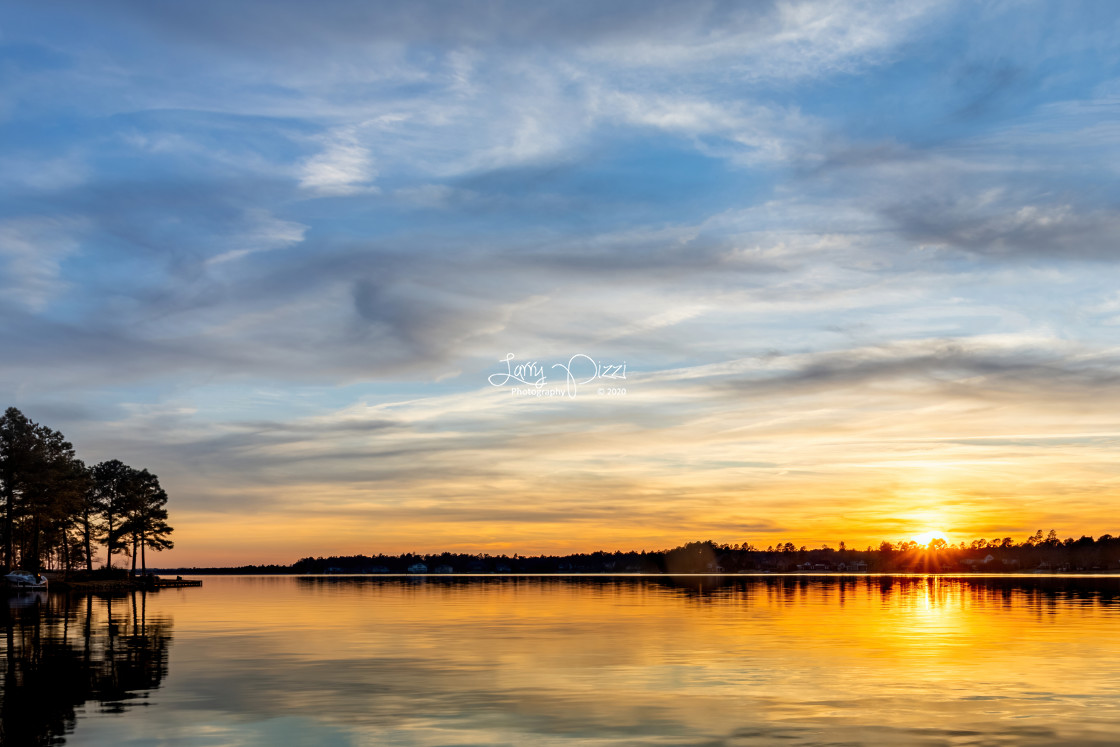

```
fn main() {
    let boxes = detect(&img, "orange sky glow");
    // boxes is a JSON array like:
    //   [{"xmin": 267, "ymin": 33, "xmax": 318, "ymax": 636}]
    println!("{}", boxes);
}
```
[{"xmin": 98, "ymin": 368, "xmax": 1119, "ymax": 567}]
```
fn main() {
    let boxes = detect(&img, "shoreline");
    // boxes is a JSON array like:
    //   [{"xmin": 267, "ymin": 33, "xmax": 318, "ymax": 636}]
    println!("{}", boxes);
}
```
[{"xmin": 15, "ymin": 571, "xmax": 1119, "ymax": 595}]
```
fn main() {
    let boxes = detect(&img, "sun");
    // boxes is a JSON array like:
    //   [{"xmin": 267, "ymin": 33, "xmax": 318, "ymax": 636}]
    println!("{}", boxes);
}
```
[{"xmin": 913, "ymin": 530, "xmax": 946, "ymax": 546}]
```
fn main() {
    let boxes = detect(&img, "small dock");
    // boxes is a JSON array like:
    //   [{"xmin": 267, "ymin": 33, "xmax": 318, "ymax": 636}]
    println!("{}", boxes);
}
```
[{"xmin": 148, "ymin": 579, "xmax": 202, "ymax": 588}]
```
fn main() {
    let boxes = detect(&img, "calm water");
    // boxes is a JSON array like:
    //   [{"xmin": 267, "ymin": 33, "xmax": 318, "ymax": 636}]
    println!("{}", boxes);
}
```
[{"xmin": 4, "ymin": 575, "xmax": 1120, "ymax": 746}]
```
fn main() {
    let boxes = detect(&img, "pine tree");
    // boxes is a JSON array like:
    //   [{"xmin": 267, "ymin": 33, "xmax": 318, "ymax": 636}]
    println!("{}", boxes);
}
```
[
  {"xmin": 92, "ymin": 460, "xmax": 136, "ymax": 569},
  {"xmin": 121, "ymin": 469, "xmax": 174, "ymax": 575},
  {"xmin": 0, "ymin": 408, "xmax": 38, "ymax": 570}
]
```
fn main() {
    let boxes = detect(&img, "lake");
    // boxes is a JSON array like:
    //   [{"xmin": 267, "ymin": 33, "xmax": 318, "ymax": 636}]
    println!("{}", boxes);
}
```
[{"xmin": 4, "ymin": 574, "xmax": 1120, "ymax": 745}]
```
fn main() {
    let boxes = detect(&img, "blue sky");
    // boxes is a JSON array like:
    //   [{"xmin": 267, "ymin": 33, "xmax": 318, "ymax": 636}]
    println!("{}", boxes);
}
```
[{"xmin": 3, "ymin": 1, "xmax": 1120, "ymax": 563}]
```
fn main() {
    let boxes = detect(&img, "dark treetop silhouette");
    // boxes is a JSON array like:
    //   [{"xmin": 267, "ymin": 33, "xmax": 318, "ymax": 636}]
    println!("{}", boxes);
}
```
[{"xmin": 0, "ymin": 408, "xmax": 174, "ymax": 574}]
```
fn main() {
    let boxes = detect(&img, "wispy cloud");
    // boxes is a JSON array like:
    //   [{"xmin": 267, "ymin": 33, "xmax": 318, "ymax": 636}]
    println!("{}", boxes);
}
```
[
  {"xmin": 299, "ymin": 128, "xmax": 379, "ymax": 195},
  {"xmin": 0, "ymin": 217, "xmax": 87, "ymax": 311},
  {"xmin": 206, "ymin": 210, "xmax": 308, "ymax": 265}
]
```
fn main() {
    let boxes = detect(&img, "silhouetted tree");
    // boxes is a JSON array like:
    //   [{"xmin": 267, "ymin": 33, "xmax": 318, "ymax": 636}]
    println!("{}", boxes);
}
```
[
  {"xmin": 121, "ymin": 469, "xmax": 174, "ymax": 574},
  {"xmin": 38, "ymin": 454, "xmax": 91, "ymax": 572},
  {"xmin": 0, "ymin": 408, "xmax": 38, "ymax": 570},
  {"xmin": 0, "ymin": 408, "xmax": 90, "ymax": 570},
  {"xmin": 75, "ymin": 468, "xmax": 103, "ymax": 571},
  {"xmin": 92, "ymin": 460, "xmax": 136, "ymax": 569},
  {"xmin": 22, "ymin": 428, "xmax": 86, "ymax": 571}
]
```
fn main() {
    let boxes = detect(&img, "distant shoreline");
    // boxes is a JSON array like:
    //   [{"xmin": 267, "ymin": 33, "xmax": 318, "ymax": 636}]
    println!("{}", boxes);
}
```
[{"xmin": 145, "ymin": 535, "xmax": 1120, "ymax": 576}]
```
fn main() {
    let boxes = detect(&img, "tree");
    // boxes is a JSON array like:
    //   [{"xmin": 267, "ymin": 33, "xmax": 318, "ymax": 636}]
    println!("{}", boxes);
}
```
[
  {"xmin": 0, "ymin": 408, "xmax": 38, "ymax": 570},
  {"xmin": 34, "ymin": 452, "xmax": 90, "ymax": 573},
  {"xmin": 76, "ymin": 468, "xmax": 103, "ymax": 571},
  {"xmin": 0, "ymin": 408, "xmax": 89, "ymax": 571},
  {"xmin": 21, "ymin": 424, "xmax": 86, "ymax": 571},
  {"xmin": 92, "ymin": 460, "xmax": 136, "ymax": 568},
  {"xmin": 121, "ymin": 469, "xmax": 174, "ymax": 575}
]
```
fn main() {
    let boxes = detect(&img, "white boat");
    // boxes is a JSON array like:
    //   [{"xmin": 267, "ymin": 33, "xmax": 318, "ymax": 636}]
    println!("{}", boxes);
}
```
[{"xmin": 4, "ymin": 571, "xmax": 48, "ymax": 590}]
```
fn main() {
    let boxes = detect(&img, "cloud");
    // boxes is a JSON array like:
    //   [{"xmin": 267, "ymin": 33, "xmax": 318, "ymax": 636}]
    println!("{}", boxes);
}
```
[
  {"xmin": 38, "ymin": 0, "xmax": 942, "ymax": 75},
  {"xmin": 0, "ymin": 216, "xmax": 87, "ymax": 311},
  {"xmin": 708, "ymin": 337, "xmax": 1120, "ymax": 402},
  {"xmin": 884, "ymin": 196, "xmax": 1120, "ymax": 260},
  {"xmin": 206, "ymin": 209, "xmax": 308, "ymax": 265},
  {"xmin": 0, "ymin": 155, "xmax": 88, "ymax": 192},
  {"xmin": 299, "ymin": 128, "xmax": 379, "ymax": 195}
]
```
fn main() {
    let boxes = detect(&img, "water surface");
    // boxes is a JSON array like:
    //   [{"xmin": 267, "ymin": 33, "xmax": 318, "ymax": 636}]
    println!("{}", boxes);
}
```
[{"xmin": 4, "ymin": 574, "xmax": 1120, "ymax": 745}]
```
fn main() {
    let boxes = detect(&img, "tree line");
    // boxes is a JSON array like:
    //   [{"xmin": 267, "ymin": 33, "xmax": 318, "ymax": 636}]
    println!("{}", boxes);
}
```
[
  {"xmin": 0, "ymin": 407, "xmax": 173, "ymax": 574},
  {"xmin": 158, "ymin": 531, "xmax": 1120, "ymax": 575}
]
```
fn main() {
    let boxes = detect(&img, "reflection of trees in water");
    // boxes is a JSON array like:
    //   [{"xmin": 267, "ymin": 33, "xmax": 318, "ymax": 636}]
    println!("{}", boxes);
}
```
[
  {"xmin": 297, "ymin": 573, "xmax": 1120, "ymax": 613},
  {"xmin": 646, "ymin": 573, "xmax": 1120, "ymax": 613},
  {"xmin": 0, "ymin": 591, "xmax": 172, "ymax": 745}
]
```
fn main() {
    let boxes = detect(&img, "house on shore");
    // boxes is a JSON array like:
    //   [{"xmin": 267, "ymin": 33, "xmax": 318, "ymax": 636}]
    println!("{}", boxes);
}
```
[{"xmin": 961, "ymin": 554, "xmax": 996, "ymax": 570}]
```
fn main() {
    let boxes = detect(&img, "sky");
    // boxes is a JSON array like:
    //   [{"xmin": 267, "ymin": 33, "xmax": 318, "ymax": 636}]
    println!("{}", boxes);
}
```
[{"xmin": 3, "ymin": 0, "xmax": 1120, "ymax": 566}]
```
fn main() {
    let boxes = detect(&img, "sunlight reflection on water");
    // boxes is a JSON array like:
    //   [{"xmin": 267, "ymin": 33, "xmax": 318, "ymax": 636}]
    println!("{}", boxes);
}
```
[{"xmin": 5, "ymin": 575, "xmax": 1120, "ymax": 745}]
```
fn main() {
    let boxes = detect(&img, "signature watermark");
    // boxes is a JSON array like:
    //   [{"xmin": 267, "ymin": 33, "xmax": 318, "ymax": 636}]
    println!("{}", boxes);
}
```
[{"xmin": 488, "ymin": 353, "xmax": 627, "ymax": 398}]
